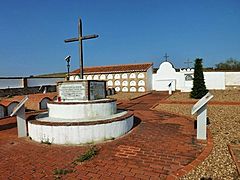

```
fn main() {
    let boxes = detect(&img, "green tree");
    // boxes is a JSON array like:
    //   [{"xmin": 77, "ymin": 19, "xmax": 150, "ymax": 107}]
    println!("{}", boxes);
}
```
[
  {"xmin": 190, "ymin": 58, "xmax": 208, "ymax": 99},
  {"xmin": 215, "ymin": 58, "xmax": 240, "ymax": 70}
]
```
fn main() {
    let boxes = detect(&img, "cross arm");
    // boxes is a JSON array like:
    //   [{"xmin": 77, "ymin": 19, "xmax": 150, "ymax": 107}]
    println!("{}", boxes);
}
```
[
  {"xmin": 64, "ymin": 34, "xmax": 99, "ymax": 43},
  {"xmin": 81, "ymin": 34, "xmax": 99, "ymax": 40},
  {"xmin": 64, "ymin": 37, "xmax": 79, "ymax": 43}
]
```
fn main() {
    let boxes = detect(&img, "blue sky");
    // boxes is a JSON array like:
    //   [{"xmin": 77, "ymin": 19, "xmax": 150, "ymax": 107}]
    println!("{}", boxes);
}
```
[{"xmin": 0, "ymin": 0, "xmax": 240, "ymax": 76}]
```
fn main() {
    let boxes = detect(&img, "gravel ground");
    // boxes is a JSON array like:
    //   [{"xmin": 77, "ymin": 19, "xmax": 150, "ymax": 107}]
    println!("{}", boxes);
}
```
[
  {"xmin": 168, "ymin": 89, "xmax": 240, "ymax": 102},
  {"xmin": 154, "ymin": 91, "xmax": 240, "ymax": 179}
]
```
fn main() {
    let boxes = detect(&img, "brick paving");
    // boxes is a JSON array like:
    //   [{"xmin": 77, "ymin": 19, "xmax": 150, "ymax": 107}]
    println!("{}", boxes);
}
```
[
  {"xmin": 228, "ymin": 144, "xmax": 240, "ymax": 176},
  {"xmin": 0, "ymin": 92, "xmax": 209, "ymax": 179}
]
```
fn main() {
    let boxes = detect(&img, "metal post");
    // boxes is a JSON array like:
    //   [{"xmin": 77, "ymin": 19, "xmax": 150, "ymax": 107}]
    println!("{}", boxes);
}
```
[
  {"xmin": 78, "ymin": 18, "xmax": 84, "ymax": 79},
  {"xmin": 65, "ymin": 55, "xmax": 71, "ymax": 81}
]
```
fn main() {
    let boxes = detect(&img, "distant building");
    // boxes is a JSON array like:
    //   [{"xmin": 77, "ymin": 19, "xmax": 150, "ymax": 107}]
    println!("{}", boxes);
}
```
[{"xmin": 70, "ymin": 62, "xmax": 153, "ymax": 92}]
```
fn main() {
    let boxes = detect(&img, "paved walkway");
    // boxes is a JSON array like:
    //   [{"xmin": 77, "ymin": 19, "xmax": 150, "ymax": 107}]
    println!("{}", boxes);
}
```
[{"xmin": 0, "ymin": 92, "xmax": 210, "ymax": 179}]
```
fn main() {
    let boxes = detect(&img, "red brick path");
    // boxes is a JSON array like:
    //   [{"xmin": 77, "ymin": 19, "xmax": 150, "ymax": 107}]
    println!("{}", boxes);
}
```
[{"xmin": 0, "ymin": 92, "xmax": 209, "ymax": 179}]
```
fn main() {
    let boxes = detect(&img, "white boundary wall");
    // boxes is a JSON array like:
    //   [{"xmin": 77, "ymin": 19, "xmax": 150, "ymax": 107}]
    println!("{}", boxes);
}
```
[
  {"xmin": 225, "ymin": 72, "xmax": 240, "ymax": 86},
  {"xmin": 27, "ymin": 78, "xmax": 64, "ymax": 87},
  {"xmin": 0, "ymin": 78, "xmax": 24, "ymax": 89},
  {"xmin": 204, "ymin": 72, "xmax": 225, "ymax": 90},
  {"xmin": 0, "ymin": 77, "xmax": 64, "ymax": 89},
  {"xmin": 152, "ymin": 61, "xmax": 231, "ymax": 92}
]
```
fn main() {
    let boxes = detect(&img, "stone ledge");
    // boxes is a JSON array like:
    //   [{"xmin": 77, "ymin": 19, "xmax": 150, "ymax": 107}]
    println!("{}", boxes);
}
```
[
  {"xmin": 48, "ymin": 98, "xmax": 116, "ymax": 104},
  {"xmin": 28, "ymin": 110, "xmax": 133, "ymax": 126}
]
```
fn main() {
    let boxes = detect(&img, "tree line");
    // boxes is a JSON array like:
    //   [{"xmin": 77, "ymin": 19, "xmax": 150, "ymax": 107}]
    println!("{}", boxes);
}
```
[{"xmin": 215, "ymin": 58, "xmax": 240, "ymax": 70}]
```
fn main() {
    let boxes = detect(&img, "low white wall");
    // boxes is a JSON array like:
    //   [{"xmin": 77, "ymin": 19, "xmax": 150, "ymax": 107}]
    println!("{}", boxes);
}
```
[
  {"xmin": 153, "ymin": 71, "xmax": 226, "ymax": 91},
  {"xmin": 0, "ymin": 79, "xmax": 23, "ymax": 89},
  {"xmin": 28, "ymin": 115, "xmax": 134, "ymax": 144},
  {"xmin": 204, "ymin": 72, "xmax": 225, "ymax": 89},
  {"xmin": 48, "ymin": 101, "xmax": 117, "ymax": 120},
  {"xmin": 225, "ymin": 72, "xmax": 240, "ymax": 86},
  {"xmin": 152, "ymin": 76, "xmax": 176, "ymax": 91},
  {"xmin": 27, "ymin": 78, "xmax": 64, "ymax": 87}
]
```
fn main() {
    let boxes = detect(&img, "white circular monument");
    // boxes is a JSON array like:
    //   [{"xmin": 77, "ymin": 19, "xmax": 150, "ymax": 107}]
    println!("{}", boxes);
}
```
[{"xmin": 28, "ymin": 80, "xmax": 134, "ymax": 145}]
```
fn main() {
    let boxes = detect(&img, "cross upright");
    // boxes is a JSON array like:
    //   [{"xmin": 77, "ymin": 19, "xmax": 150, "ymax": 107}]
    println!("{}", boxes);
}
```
[
  {"xmin": 164, "ymin": 53, "xmax": 169, "ymax": 61},
  {"xmin": 64, "ymin": 18, "xmax": 99, "ymax": 79},
  {"xmin": 184, "ymin": 59, "xmax": 193, "ymax": 68}
]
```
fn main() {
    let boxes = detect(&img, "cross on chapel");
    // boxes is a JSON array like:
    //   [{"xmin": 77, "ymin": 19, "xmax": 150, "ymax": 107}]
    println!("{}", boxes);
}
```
[
  {"xmin": 164, "ymin": 53, "xmax": 169, "ymax": 61},
  {"xmin": 64, "ymin": 18, "xmax": 99, "ymax": 79},
  {"xmin": 184, "ymin": 59, "xmax": 193, "ymax": 68}
]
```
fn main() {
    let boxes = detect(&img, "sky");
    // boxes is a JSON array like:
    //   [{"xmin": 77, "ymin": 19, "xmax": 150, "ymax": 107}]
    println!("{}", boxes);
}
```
[{"xmin": 0, "ymin": 0, "xmax": 240, "ymax": 76}]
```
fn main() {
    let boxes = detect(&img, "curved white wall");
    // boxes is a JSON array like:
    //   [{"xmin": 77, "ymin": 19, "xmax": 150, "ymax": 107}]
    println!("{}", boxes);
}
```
[
  {"xmin": 48, "ymin": 101, "xmax": 117, "ymax": 120},
  {"xmin": 28, "ymin": 115, "xmax": 134, "ymax": 145}
]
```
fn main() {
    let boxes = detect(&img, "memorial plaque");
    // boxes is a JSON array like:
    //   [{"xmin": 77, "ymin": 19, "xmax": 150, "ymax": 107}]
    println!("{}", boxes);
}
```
[
  {"xmin": 191, "ymin": 92, "xmax": 213, "ymax": 115},
  {"xmin": 191, "ymin": 92, "xmax": 213, "ymax": 140},
  {"xmin": 10, "ymin": 96, "xmax": 28, "ymax": 137},
  {"xmin": 58, "ymin": 81, "xmax": 88, "ymax": 102},
  {"xmin": 90, "ymin": 81, "xmax": 106, "ymax": 100}
]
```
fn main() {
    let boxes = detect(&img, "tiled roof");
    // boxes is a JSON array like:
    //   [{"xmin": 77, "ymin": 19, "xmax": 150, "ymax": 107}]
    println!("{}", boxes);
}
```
[
  {"xmin": 0, "ymin": 93, "xmax": 57, "ymax": 110},
  {"xmin": 71, "ymin": 62, "xmax": 153, "ymax": 75},
  {"xmin": 0, "ymin": 100, "xmax": 19, "ymax": 107}
]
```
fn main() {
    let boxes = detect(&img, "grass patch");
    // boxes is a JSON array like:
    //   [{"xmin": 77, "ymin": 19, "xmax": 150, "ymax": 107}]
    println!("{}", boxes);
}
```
[
  {"xmin": 53, "ymin": 168, "xmax": 73, "ymax": 175},
  {"xmin": 73, "ymin": 146, "xmax": 99, "ymax": 164}
]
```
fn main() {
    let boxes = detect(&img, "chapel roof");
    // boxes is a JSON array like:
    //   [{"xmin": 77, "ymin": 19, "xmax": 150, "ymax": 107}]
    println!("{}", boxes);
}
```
[{"xmin": 71, "ymin": 62, "xmax": 153, "ymax": 75}]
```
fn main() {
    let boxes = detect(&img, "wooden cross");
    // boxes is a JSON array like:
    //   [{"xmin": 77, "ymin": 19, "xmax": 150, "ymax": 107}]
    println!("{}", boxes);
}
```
[
  {"xmin": 64, "ymin": 18, "xmax": 99, "ymax": 79},
  {"xmin": 164, "ymin": 53, "xmax": 169, "ymax": 61},
  {"xmin": 184, "ymin": 59, "xmax": 193, "ymax": 68}
]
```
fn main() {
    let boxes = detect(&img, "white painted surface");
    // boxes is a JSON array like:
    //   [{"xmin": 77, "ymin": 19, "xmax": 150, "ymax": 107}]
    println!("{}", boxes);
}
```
[
  {"xmin": 93, "ymin": 75, "xmax": 99, "ymax": 80},
  {"xmin": 115, "ymin": 87, "xmax": 121, "ymax": 92},
  {"xmin": 192, "ymin": 92, "xmax": 213, "ymax": 114},
  {"xmin": 138, "ymin": 80, "xmax": 145, "ymax": 86},
  {"xmin": 225, "ymin": 72, "xmax": 240, "ymax": 86},
  {"xmin": 114, "ymin": 80, "xmax": 121, "ymax": 86},
  {"xmin": 122, "ymin": 80, "xmax": 128, "ymax": 86},
  {"xmin": 152, "ymin": 62, "xmax": 177, "ymax": 91},
  {"xmin": 130, "ymin": 73, "xmax": 136, "ymax": 78},
  {"xmin": 192, "ymin": 92, "xmax": 213, "ymax": 140},
  {"xmin": 16, "ymin": 106, "xmax": 27, "ymax": 137},
  {"xmin": 28, "ymin": 115, "xmax": 134, "ymax": 144},
  {"xmin": 27, "ymin": 78, "xmax": 64, "ymax": 87},
  {"xmin": 130, "ymin": 80, "xmax": 136, "ymax": 86},
  {"xmin": 153, "ymin": 61, "xmax": 227, "ymax": 91},
  {"xmin": 87, "ymin": 75, "xmax": 92, "ymax": 80},
  {"xmin": 107, "ymin": 80, "xmax": 113, "ymax": 86},
  {"xmin": 38, "ymin": 110, "xmax": 127, "ymax": 122},
  {"xmin": 122, "ymin": 87, "xmax": 128, "ymax": 92},
  {"xmin": 75, "ymin": 75, "xmax": 81, "ymax": 80},
  {"xmin": 130, "ymin": 87, "xmax": 136, "ymax": 92},
  {"xmin": 196, "ymin": 105, "xmax": 207, "ymax": 140},
  {"xmin": 107, "ymin": 74, "xmax": 113, "ymax": 79},
  {"xmin": 137, "ymin": 73, "xmax": 145, "ymax": 78},
  {"xmin": 204, "ymin": 72, "xmax": 225, "ymax": 90},
  {"xmin": 122, "ymin": 73, "xmax": 128, "ymax": 79},
  {"xmin": 100, "ymin": 74, "xmax": 106, "ymax": 80},
  {"xmin": 0, "ymin": 78, "xmax": 23, "ymax": 89},
  {"xmin": 69, "ymin": 76, "xmax": 75, "ymax": 80},
  {"xmin": 48, "ymin": 100, "xmax": 117, "ymax": 120},
  {"xmin": 138, "ymin": 87, "xmax": 145, "ymax": 92},
  {"xmin": 114, "ymin": 74, "xmax": 120, "ymax": 79}
]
